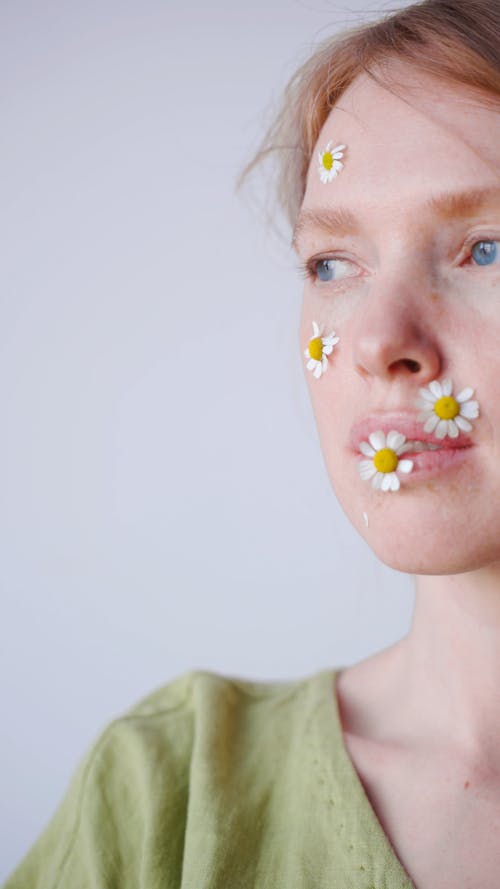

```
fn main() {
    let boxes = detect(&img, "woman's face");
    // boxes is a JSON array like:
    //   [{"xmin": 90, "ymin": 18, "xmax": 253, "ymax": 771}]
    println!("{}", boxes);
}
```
[{"xmin": 296, "ymin": 66, "xmax": 500, "ymax": 574}]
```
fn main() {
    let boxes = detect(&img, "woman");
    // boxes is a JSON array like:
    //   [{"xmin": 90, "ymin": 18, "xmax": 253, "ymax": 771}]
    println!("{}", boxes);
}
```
[{"xmin": 4, "ymin": 1, "xmax": 500, "ymax": 887}]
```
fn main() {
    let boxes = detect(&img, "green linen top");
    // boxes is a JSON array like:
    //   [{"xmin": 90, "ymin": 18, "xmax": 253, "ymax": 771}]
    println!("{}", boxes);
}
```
[{"xmin": 3, "ymin": 667, "xmax": 416, "ymax": 889}]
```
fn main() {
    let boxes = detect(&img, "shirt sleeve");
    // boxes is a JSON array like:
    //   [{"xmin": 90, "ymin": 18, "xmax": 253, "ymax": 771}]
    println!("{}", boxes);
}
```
[{"xmin": 2, "ymin": 706, "xmax": 190, "ymax": 889}]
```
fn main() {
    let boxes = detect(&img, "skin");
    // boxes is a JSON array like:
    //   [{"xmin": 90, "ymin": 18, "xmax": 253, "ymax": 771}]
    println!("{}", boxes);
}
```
[{"xmin": 294, "ymin": 65, "xmax": 500, "ymax": 883}]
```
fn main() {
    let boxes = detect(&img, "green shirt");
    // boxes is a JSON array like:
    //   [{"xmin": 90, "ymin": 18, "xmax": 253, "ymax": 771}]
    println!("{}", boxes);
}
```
[{"xmin": 3, "ymin": 668, "xmax": 415, "ymax": 888}]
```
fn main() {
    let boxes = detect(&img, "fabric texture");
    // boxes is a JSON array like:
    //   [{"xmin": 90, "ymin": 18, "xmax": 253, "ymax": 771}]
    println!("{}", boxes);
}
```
[{"xmin": 3, "ymin": 668, "xmax": 416, "ymax": 889}]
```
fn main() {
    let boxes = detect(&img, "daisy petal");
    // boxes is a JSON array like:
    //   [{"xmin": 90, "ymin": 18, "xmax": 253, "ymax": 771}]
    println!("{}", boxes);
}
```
[
  {"xmin": 455, "ymin": 415, "xmax": 472, "ymax": 432},
  {"xmin": 390, "ymin": 474, "xmax": 400, "ymax": 491},
  {"xmin": 418, "ymin": 410, "xmax": 433, "ymax": 422},
  {"xmin": 322, "ymin": 344, "xmax": 333, "ymax": 355},
  {"xmin": 429, "ymin": 380, "xmax": 443, "ymax": 398},
  {"xmin": 368, "ymin": 430, "xmax": 386, "ymax": 451},
  {"xmin": 372, "ymin": 473, "xmax": 383, "ymax": 490},
  {"xmin": 306, "ymin": 358, "xmax": 316, "ymax": 371},
  {"xmin": 312, "ymin": 321, "xmax": 319, "ymax": 337},
  {"xmin": 435, "ymin": 419, "xmax": 449, "ymax": 439},
  {"xmin": 313, "ymin": 364, "xmax": 322, "ymax": 379},
  {"xmin": 381, "ymin": 474, "xmax": 392, "ymax": 492},
  {"xmin": 424, "ymin": 413, "xmax": 440, "ymax": 433},
  {"xmin": 418, "ymin": 388, "xmax": 437, "ymax": 403},
  {"xmin": 387, "ymin": 430, "xmax": 405, "ymax": 452},
  {"xmin": 441, "ymin": 378, "xmax": 453, "ymax": 396},
  {"xmin": 398, "ymin": 459, "xmax": 414, "ymax": 474},
  {"xmin": 447, "ymin": 420, "xmax": 459, "ymax": 438},
  {"xmin": 359, "ymin": 442, "xmax": 376, "ymax": 457},
  {"xmin": 359, "ymin": 463, "xmax": 377, "ymax": 480},
  {"xmin": 456, "ymin": 387, "xmax": 474, "ymax": 403},
  {"xmin": 460, "ymin": 400, "xmax": 479, "ymax": 419}
]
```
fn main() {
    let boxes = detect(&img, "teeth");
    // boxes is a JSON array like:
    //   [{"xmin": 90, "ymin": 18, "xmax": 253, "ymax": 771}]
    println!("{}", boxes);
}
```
[{"xmin": 401, "ymin": 440, "xmax": 442, "ymax": 453}]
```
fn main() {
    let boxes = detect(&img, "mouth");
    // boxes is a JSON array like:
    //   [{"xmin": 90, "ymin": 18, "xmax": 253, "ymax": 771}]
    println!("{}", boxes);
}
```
[{"xmin": 350, "ymin": 417, "xmax": 475, "ymax": 484}]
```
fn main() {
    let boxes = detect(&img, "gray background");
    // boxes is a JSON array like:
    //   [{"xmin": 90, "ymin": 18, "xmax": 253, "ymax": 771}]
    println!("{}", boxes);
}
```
[{"xmin": 1, "ymin": 0, "xmax": 414, "ymax": 879}]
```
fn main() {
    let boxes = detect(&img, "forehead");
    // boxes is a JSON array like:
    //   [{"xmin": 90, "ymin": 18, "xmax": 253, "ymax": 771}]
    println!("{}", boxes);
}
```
[{"xmin": 296, "ymin": 69, "xmax": 500, "ymax": 248}]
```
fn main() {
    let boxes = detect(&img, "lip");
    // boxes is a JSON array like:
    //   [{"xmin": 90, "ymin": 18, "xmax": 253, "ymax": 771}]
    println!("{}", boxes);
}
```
[{"xmin": 350, "ymin": 414, "xmax": 475, "ymax": 482}]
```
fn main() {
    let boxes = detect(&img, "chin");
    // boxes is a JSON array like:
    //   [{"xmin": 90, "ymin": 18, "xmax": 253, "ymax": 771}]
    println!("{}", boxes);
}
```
[
  {"xmin": 357, "ymin": 522, "xmax": 500, "ymax": 576},
  {"xmin": 332, "ymin": 475, "xmax": 500, "ymax": 575}
]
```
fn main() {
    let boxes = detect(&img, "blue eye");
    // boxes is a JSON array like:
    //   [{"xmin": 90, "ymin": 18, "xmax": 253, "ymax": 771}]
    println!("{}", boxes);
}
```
[
  {"xmin": 314, "ymin": 258, "xmax": 356, "ymax": 282},
  {"xmin": 316, "ymin": 259, "xmax": 336, "ymax": 281},
  {"xmin": 471, "ymin": 240, "xmax": 499, "ymax": 266}
]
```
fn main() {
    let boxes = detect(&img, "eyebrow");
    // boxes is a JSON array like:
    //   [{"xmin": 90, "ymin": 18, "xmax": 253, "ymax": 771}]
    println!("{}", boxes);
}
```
[{"xmin": 291, "ymin": 186, "xmax": 500, "ymax": 251}]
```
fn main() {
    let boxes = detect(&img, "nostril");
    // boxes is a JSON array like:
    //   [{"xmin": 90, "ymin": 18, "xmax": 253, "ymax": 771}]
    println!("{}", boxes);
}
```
[{"xmin": 404, "ymin": 359, "xmax": 421, "ymax": 373}]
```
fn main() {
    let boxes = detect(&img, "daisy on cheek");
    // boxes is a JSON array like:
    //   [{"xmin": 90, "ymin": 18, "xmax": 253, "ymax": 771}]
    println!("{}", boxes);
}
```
[{"xmin": 304, "ymin": 320, "xmax": 340, "ymax": 379}]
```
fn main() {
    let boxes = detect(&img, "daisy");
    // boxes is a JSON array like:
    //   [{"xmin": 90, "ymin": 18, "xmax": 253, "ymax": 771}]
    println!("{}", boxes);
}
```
[
  {"xmin": 304, "ymin": 321, "xmax": 340, "ymax": 379},
  {"xmin": 358, "ymin": 430, "xmax": 414, "ymax": 492},
  {"xmin": 317, "ymin": 141, "xmax": 346, "ymax": 184},
  {"xmin": 417, "ymin": 379, "xmax": 479, "ymax": 439}
]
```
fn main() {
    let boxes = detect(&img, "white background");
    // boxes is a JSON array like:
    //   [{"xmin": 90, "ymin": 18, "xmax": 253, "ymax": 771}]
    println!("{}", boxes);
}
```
[{"xmin": 1, "ymin": 0, "xmax": 414, "ymax": 879}]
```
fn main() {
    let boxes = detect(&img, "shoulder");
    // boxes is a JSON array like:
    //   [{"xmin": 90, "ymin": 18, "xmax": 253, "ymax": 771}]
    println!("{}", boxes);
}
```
[{"xmin": 4, "ymin": 668, "xmax": 334, "ymax": 889}]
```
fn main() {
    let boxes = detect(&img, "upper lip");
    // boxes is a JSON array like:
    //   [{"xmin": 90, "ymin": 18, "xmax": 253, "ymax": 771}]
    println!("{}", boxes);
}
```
[{"xmin": 350, "ymin": 414, "xmax": 475, "ymax": 453}]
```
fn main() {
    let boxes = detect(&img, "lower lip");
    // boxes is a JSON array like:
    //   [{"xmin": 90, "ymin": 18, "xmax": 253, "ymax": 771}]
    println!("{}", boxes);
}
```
[{"xmin": 398, "ymin": 445, "xmax": 473, "ymax": 482}]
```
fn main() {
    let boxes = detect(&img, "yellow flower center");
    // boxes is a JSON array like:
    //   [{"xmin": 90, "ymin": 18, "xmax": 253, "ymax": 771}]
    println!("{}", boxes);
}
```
[
  {"xmin": 308, "ymin": 337, "xmax": 323, "ymax": 360},
  {"xmin": 322, "ymin": 151, "xmax": 333, "ymax": 171},
  {"xmin": 434, "ymin": 396, "xmax": 459, "ymax": 420},
  {"xmin": 373, "ymin": 448, "xmax": 399, "ymax": 474}
]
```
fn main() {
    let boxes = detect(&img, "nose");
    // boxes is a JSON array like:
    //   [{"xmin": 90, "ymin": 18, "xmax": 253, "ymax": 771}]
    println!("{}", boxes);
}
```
[{"xmin": 352, "ymin": 275, "xmax": 442, "ymax": 384}]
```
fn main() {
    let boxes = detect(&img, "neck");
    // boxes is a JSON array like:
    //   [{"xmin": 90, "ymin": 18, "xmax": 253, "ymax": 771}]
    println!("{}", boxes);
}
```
[{"xmin": 403, "ymin": 564, "xmax": 500, "ymax": 756}]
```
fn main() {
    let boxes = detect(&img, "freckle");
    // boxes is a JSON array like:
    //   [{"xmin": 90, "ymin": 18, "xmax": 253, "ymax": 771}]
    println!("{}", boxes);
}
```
[{"xmin": 464, "ymin": 780, "xmax": 470, "ymax": 789}]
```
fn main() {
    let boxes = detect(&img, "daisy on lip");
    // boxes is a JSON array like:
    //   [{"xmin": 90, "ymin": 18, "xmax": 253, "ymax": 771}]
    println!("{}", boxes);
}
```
[
  {"xmin": 417, "ymin": 379, "xmax": 479, "ymax": 439},
  {"xmin": 358, "ymin": 430, "xmax": 414, "ymax": 492}
]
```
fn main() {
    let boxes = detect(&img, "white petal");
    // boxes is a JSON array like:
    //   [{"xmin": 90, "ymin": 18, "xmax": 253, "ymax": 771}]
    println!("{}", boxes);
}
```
[
  {"xmin": 381, "ymin": 473, "xmax": 392, "ymax": 492},
  {"xmin": 398, "ymin": 459, "xmax": 414, "ymax": 474},
  {"xmin": 359, "ymin": 442, "xmax": 376, "ymax": 457},
  {"xmin": 306, "ymin": 358, "xmax": 316, "ymax": 371},
  {"xmin": 324, "ymin": 141, "xmax": 332, "ymax": 151},
  {"xmin": 332, "ymin": 143, "xmax": 346, "ymax": 153},
  {"xmin": 313, "ymin": 363, "xmax": 322, "ymax": 379},
  {"xmin": 312, "ymin": 320, "xmax": 319, "ymax": 337},
  {"xmin": 418, "ymin": 410, "xmax": 433, "ymax": 422},
  {"xmin": 322, "ymin": 343, "xmax": 333, "ymax": 355},
  {"xmin": 429, "ymin": 380, "xmax": 443, "ymax": 398},
  {"xmin": 460, "ymin": 400, "xmax": 479, "ymax": 419},
  {"xmin": 368, "ymin": 430, "xmax": 386, "ymax": 451},
  {"xmin": 416, "ymin": 399, "xmax": 433, "ymax": 410},
  {"xmin": 359, "ymin": 462, "xmax": 377, "ymax": 480},
  {"xmin": 456, "ymin": 387, "xmax": 474, "ymax": 403},
  {"xmin": 455, "ymin": 415, "xmax": 472, "ymax": 432},
  {"xmin": 424, "ymin": 413, "xmax": 440, "ymax": 433},
  {"xmin": 332, "ymin": 161, "xmax": 343, "ymax": 173},
  {"xmin": 418, "ymin": 387, "xmax": 437, "ymax": 402},
  {"xmin": 390, "ymin": 474, "xmax": 400, "ymax": 491},
  {"xmin": 387, "ymin": 430, "xmax": 405, "ymax": 451},
  {"xmin": 441, "ymin": 378, "xmax": 453, "ymax": 396},
  {"xmin": 321, "ymin": 356, "xmax": 328, "ymax": 371},
  {"xmin": 372, "ymin": 473, "xmax": 383, "ymax": 490},
  {"xmin": 435, "ymin": 419, "xmax": 449, "ymax": 439},
  {"xmin": 447, "ymin": 420, "xmax": 459, "ymax": 438}
]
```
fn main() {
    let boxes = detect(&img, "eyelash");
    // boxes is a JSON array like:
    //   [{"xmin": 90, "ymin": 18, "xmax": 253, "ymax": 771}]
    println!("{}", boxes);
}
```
[
  {"xmin": 297, "ymin": 238, "xmax": 500, "ymax": 283},
  {"xmin": 296, "ymin": 256, "xmax": 355, "ymax": 282}
]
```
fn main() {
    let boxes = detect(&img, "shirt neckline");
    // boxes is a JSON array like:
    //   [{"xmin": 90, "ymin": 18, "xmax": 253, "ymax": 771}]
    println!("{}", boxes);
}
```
[{"xmin": 315, "ymin": 667, "xmax": 417, "ymax": 888}]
